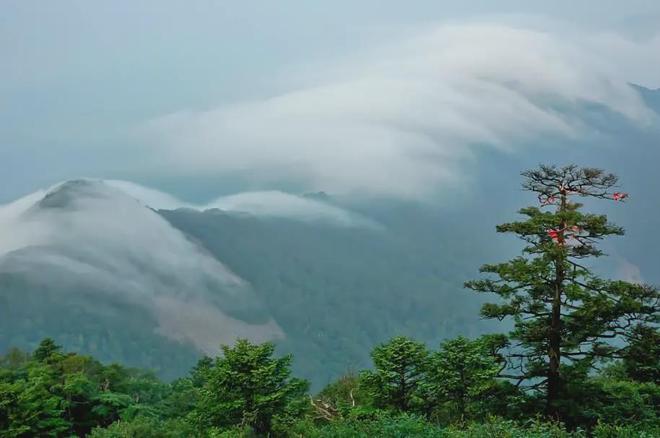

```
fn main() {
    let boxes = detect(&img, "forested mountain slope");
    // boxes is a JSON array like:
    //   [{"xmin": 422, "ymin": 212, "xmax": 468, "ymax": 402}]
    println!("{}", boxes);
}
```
[{"xmin": 0, "ymin": 88, "xmax": 659, "ymax": 388}]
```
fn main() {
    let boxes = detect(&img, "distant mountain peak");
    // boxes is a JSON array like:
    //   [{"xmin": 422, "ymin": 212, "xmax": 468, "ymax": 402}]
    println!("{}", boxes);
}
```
[
  {"xmin": 37, "ymin": 179, "xmax": 123, "ymax": 210},
  {"xmin": 301, "ymin": 191, "xmax": 331, "ymax": 201}
]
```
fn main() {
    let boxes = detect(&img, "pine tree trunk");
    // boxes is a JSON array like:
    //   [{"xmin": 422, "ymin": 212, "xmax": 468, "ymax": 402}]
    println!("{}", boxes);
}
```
[
  {"xmin": 547, "ymin": 277, "xmax": 562, "ymax": 418},
  {"xmin": 547, "ymin": 192, "xmax": 566, "ymax": 418}
]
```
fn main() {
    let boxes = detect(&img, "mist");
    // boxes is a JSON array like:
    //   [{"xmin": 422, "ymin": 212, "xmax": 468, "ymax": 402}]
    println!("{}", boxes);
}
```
[
  {"xmin": 0, "ymin": 180, "xmax": 284, "ymax": 353},
  {"xmin": 105, "ymin": 180, "xmax": 379, "ymax": 228},
  {"xmin": 3, "ymin": 13, "xmax": 660, "ymax": 202},
  {"xmin": 141, "ymin": 22, "xmax": 658, "ymax": 199}
]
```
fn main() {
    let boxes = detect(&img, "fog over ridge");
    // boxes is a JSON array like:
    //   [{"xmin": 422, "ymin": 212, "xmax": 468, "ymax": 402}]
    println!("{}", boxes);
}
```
[
  {"xmin": 0, "ymin": 179, "xmax": 285, "ymax": 353},
  {"xmin": 104, "ymin": 179, "xmax": 380, "ymax": 228},
  {"xmin": 141, "ymin": 22, "xmax": 659, "ymax": 199}
]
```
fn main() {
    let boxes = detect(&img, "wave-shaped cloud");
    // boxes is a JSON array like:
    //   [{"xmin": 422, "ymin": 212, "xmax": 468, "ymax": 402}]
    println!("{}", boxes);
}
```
[
  {"xmin": 105, "ymin": 180, "xmax": 378, "ymax": 228},
  {"xmin": 0, "ymin": 178, "xmax": 378, "ymax": 351},
  {"xmin": 141, "ymin": 22, "xmax": 658, "ymax": 199},
  {"xmin": 0, "ymin": 180, "xmax": 284, "ymax": 353}
]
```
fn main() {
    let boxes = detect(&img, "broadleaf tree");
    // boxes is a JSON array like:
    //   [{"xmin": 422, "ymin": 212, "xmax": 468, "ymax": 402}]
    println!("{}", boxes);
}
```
[{"xmin": 465, "ymin": 165, "xmax": 659, "ymax": 420}]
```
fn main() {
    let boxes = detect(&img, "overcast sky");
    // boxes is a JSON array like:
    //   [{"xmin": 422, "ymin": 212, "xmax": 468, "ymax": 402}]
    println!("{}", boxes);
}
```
[{"xmin": 2, "ymin": 1, "xmax": 659, "ymax": 202}]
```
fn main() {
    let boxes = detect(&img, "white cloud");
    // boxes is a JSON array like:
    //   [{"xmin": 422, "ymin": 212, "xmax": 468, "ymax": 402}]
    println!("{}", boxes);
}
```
[
  {"xmin": 105, "ymin": 179, "xmax": 378, "ymax": 228},
  {"xmin": 141, "ymin": 22, "xmax": 658, "ymax": 199},
  {"xmin": 206, "ymin": 191, "xmax": 380, "ymax": 228},
  {"xmin": 154, "ymin": 296, "xmax": 284, "ymax": 355},
  {"xmin": 105, "ymin": 180, "xmax": 190, "ymax": 210},
  {"xmin": 0, "ymin": 188, "xmax": 48, "ymax": 256},
  {"xmin": 0, "ymin": 178, "xmax": 377, "ymax": 350},
  {"xmin": 0, "ymin": 180, "xmax": 284, "ymax": 351}
]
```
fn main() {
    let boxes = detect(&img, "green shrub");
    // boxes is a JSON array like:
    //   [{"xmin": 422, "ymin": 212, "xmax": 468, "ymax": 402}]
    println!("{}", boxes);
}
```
[
  {"xmin": 89, "ymin": 416, "xmax": 196, "ymax": 438},
  {"xmin": 289, "ymin": 410, "xmax": 442, "ymax": 437}
]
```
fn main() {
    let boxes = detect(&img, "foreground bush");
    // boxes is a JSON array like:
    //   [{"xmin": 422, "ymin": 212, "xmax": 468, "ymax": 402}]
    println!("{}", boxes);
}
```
[
  {"xmin": 88, "ymin": 416, "xmax": 196, "ymax": 438},
  {"xmin": 289, "ymin": 411, "xmax": 443, "ymax": 438}
]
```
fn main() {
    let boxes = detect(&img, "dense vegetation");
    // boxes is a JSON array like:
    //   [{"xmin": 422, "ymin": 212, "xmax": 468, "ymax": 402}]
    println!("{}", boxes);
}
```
[
  {"xmin": 1, "ymin": 333, "xmax": 657, "ymax": 437},
  {"xmin": 159, "ymin": 195, "xmax": 501, "ymax": 386},
  {"xmin": 1, "ymin": 165, "xmax": 658, "ymax": 436}
]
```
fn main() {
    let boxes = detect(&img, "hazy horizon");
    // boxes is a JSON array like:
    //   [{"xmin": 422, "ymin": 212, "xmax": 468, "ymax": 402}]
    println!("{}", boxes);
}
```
[{"xmin": 2, "ymin": 1, "xmax": 660, "ymax": 203}]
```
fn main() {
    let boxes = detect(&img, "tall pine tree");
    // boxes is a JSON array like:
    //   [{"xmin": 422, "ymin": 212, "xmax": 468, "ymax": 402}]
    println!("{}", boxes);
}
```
[
  {"xmin": 360, "ymin": 336, "xmax": 429, "ymax": 413},
  {"xmin": 194, "ymin": 339, "xmax": 308, "ymax": 435},
  {"xmin": 465, "ymin": 165, "xmax": 659, "ymax": 420}
]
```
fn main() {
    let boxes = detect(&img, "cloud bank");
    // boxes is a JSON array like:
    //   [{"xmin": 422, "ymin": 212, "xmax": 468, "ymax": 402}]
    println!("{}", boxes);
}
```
[
  {"xmin": 105, "ymin": 180, "xmax": 378, "ymax": 228},
  {"xmin": 142, "ymin": 22, "xmax": 659, "ymax": 199},
  {"xmin": 0, "ymin": 180, "xmax": 284, "ymax": 353},
  {"xmin": 0, "ymin": 178, "xmax": 378, "ymax": 351}
]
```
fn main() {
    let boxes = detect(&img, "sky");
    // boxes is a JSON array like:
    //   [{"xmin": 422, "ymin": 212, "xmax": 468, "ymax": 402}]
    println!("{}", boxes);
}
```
[{"xmin": 2, "ymin": 1, "xmax": 660, "ymax": 202}]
